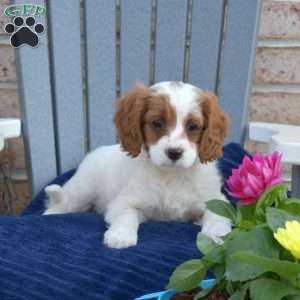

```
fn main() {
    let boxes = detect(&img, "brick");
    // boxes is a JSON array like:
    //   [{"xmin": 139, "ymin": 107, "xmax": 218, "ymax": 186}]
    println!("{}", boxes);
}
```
[
  {"xmin": 0, "ymin": 1, "xmax": 11, "ymax": 9},
  {"xmin": 254, "ymin": 47, "xmax": 300, "ymax": 84},
  {"xmin": 0, "ymin": 88, "xmax": 20, "ymax": 117},
  {"xmin": 13, "ymin": 180, "xmax": 30, "ymax": 214},
  {"xmin": 0, "ymin": 137, "xmax": 26, "ymax": 170},
  {"xmin": 259, "ymin": 1, "xmax": 300, "ymax": 40},
  {"xmin": 0, "ymin": 0, "xmax": 11, "ymax": 35},
  {"xmin": 249, "ymin": 92, "xmax": 300, "ymax": 125},
  {"xmin": 7, "ymin": 137, "xmax": 26, "ymax": 170},
  {"xmin": 0, "ymin": 45, "xmax": 16, "ymax": 82},
  {"xmin": 0, "ymin": 179, "xmax": 29, "ymax": 215},
  {"xmin": 0, "ymin": 0, "xmax": 11, "ymax": 7}
]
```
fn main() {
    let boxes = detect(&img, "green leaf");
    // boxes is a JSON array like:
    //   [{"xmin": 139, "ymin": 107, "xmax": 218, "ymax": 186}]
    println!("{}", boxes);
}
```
[
  {"xmin": 206, "ymin": 199, "xmax": 237, "ymax": 223},
  {"xmin": 225, "ymin": 227, "xmax": 279, "ymax": 281},
  {"xmin": 167, "ymin": 259, "xmax": 207, "ymax": 292},
  {"xmin": 194, "ymin": 285, "xmax": 215, "ymax": 300},
  {"xmin": 226, "ymin": 281, "xmax": 235, "ymax": 295},
  {"xmin": 197, "ymin": 233, "xmax": 225, "ymax": 266},
  {"xmin": 238, "ymin": 204, "xmax": 256, "ymax": 221},
  {"xmin": 279, "ymin": 198, "xmax": 300, "ymax": 215},
  {"xmin": 223, "ymin": 228, "xmax": 243, "ymax": 242},
  {"xmin": 280, "ymin": 248, "xmax": 296, "ymax": 261},
  {"xmin": 266, "ymin": 207, "xmax": 300, "ymax": 232},
  {"xmin": 203, "ymin": 245, "xmax": 225, "ymax": 265},
  {"xmin": 228, "ymin": 283, "xmax": 249, "ymax": 300},
  {"xmin": 255, "ymin": 184, "xmax": 289, "ymax": 221},
  {"xmin": 196, "ymin": 233, "xmax": 217, "ymax": 255},
  {"xmin": 234, "ymin": 251, "xmax": 300, "ymax": 281},
  {"xmin": 229, "ymin": 290, "xmax": 244, "ymax": 300},
  {"xmin": 236, "ymin": 204, "xmax": 256, "ymax": 229},
  {"xmin": 238, "ymin": 220, "xmax": 256, "ymax": 230},
  {"xmin": 249, "ymin": 278, "xmax": 300, "ymax": 300},
  {"xmin": 213, "ymin": 264, "xmax": 225, "ymax": 281}
]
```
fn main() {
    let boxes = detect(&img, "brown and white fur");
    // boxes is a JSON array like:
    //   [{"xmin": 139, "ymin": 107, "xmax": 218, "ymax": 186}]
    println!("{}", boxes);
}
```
[{"xmin": 44, "ymin": 81, "xmax": 231, "ymax": 248}]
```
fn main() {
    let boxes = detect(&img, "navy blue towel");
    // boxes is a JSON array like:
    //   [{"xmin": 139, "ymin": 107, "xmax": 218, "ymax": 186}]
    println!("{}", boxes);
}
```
[{"xmin": 0, "ymin": 143, "xmax": 248, "ymax": 300}]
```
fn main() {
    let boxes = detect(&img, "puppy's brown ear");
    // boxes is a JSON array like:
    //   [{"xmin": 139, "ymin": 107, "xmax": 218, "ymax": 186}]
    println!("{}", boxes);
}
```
[
  {"xmin": 198, "ymin": 92, "xmax": 230, "ymax": 163},
  {"xmin": 114, "ymin": 84, "xmax": 150, "ymax": 157}
]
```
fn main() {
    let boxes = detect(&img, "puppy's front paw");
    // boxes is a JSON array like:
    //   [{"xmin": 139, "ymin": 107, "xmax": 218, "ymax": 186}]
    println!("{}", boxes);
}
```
[{"xmin": 104, "ymin": 227, "xmax": 138, "ymax": 249}]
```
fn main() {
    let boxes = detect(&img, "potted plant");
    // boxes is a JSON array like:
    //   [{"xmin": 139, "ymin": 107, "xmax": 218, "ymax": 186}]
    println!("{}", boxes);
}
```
[
  {"xmin": 167, "ymin": 152, "xmax": 300, "ymax": 299},
  {"xmin": 137, "ymin": 152, "xmax": 300, "ymax": 299}
]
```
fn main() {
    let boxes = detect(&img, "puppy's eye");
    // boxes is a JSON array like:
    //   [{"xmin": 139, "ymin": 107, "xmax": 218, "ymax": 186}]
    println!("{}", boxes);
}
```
[
  {"xmin": 151, "ymin": 120, "xmax": 164, "ymax": 129},
  {"xmin": 186, "ymin": 123, "xmax": 199, "ymax": 132}
]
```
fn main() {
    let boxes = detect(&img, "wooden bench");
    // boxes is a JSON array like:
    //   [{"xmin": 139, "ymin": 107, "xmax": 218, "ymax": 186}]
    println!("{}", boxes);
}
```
[{"xmin": 15, "ymin": 0, "xmax": 300, "ymax": 198}]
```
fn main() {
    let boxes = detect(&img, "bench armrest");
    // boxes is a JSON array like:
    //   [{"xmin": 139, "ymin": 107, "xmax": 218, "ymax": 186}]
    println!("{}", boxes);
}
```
[
  {"xmin": 0, "ymin": 118, "xmax": 21, "ymax": 151},
  {"xmin": 249, "ymin": 122, "xmax": 300, "ymax": 165}
]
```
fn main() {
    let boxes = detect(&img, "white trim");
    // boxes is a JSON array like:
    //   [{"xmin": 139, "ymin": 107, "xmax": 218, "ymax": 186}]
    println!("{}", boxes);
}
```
[
  {"xmin": 252, "ymin": 84, "xmax": 300, "ymax": 93},
  {"xmin": 0, "ymin": 118, "xmax": 21, "ymax": 151},
  {"xmin": 0, "ymin": 82, "xmax": 18, "ymax": 90},
  {"xmin": 257, "ymin": 40, "xmax": 300, "ymax": 48},
  {"xmin": 249, "ymin": 122, "xmax": 300, "ymax": 165},
  {"xmin": 0, "ymin": 35, "xmax": 10, "ymax": 45},
  {"xmin": 270, "ymin": 0, "xmax": 300, "ymax": 2}
]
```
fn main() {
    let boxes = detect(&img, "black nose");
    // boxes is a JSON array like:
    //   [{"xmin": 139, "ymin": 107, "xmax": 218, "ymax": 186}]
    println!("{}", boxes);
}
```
[{"xmin": 166, "ymin": 148, "xmax": 183, "ymax": 161}]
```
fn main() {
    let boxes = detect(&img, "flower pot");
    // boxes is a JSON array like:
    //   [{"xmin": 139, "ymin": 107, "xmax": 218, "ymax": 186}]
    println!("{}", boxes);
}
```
[{"xmin": 135, "ymin": 279, "xmax": 215, "ymax": 300}]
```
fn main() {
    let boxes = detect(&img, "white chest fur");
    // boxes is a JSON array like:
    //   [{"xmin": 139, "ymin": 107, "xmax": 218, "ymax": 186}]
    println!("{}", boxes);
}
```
[{"xmin": 114, "ymin": 152, "xmax": 224, "ymax": 223}]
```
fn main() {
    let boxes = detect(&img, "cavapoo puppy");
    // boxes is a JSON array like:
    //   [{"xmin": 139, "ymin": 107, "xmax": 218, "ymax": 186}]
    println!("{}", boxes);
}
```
[{"xmin": 44, "ymin": 81, "xmax": 231, "ymax": 248}]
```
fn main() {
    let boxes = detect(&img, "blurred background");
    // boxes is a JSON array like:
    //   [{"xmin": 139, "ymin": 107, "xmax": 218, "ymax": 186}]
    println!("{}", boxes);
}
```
[{"xmin": 0, "ymin": 0, "xmax": 300, "ymax": 214}]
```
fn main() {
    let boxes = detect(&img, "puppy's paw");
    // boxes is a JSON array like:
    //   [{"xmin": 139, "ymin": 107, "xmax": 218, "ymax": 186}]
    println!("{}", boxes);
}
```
[
  {"xmin": 201, "ymin": 220, "xmax": 232, "ymax": 244},
  {"xmin": 43, "ymin": 208, "xmax": 53, "ymax": 215},
  {"xmin": 45, "ymin": 184, "xmax": 63, "ymax": 203},
  {"xmin": 104, "ymin": 227, "xmax": 138, "ymax": 249},
  {"xmin": 43, "ymin": 207, "xmax": 63, "ymax": 215}
]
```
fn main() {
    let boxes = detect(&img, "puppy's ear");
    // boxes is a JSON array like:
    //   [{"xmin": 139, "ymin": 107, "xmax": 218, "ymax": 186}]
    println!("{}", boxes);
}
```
[
  {"xmin": 198, "ymin": 92, "xmax": 229, "ymax": 163},
  {"xmin": 114, "ymin": 84, "xmax": 150, "ymax": 157}
]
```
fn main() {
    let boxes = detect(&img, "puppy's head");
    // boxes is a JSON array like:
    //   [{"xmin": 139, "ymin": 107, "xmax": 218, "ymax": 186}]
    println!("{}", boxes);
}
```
[{"xmin": 114, "ymin": 81, "xmax": 229, "ymax": 168}]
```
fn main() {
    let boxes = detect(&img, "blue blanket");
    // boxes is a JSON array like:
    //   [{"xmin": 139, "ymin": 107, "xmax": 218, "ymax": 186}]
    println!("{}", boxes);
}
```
[{"xmin": 0, "ymin": 143, "xmax": 248, "ymax": 300}]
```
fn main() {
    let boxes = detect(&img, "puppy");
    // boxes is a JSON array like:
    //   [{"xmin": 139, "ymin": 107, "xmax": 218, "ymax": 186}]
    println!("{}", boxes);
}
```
[{"xmin": 44, "ymin": 81, "xmax": 231, "ymax": 248}]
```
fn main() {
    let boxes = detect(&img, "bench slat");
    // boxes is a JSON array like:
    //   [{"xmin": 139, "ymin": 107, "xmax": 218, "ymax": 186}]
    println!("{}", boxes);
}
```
[
  {"xmin": 120, "ymin": 0, "xmax": 151, "ymax": 94},
  {"xmin": 217, "ymin": 0, "xmax": 261, "ymax": 143},
  {"xmin": 48, "ymin": 0, "xmax": 85, "ymax": 174},
  {"xmin": 85, "ymin": 0, "xmax": 117, "ymax": 150},
  {"xmin": 155, "ymin": 0, "xmax": 188, "ymax": 82},
  {"xmin": 14, "ymin": 0, "xmax": 57, "ymax": 195},
  {"xmin": 189, "ymin": 0, "xmax": 224, "ymax": 91}
]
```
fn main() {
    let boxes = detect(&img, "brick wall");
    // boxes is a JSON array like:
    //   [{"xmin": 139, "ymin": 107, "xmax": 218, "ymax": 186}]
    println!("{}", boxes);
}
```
[
  {"xmin": 249, "ymin": 0, "xmax": 300, "ymax": 161},
  {"xmin": 0, "ymin": 0, "xmax": 300, "ymax": 213},
  {"xmin": 0, "ymin": 0, "xmax": 29, "ymax": 214},
  {"xmin": 252, "ymin": 0, "xmax": 300, "ymax": 126}
]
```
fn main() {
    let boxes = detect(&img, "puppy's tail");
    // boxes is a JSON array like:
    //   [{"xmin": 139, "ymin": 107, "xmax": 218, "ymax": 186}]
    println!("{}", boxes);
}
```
[{"xmin": 44, "ymin": 184, "xmax": 65, "ymax": 214}]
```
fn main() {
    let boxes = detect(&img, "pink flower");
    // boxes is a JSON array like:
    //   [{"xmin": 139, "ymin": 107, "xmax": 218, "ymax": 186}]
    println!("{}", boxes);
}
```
[{"xmin": 226, "ymin": 152, "xmax": 284, "ymax": 205}]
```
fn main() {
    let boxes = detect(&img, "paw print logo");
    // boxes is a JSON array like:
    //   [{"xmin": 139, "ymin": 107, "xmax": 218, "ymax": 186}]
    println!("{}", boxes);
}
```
[{"xmin": 5, "ymin": 16, "xmax": 45, "ymax": 48}]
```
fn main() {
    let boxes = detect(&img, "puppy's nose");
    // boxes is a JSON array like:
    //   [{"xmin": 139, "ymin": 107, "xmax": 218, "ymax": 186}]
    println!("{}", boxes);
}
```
[{"xmin": 166, "ymin": 148, "xmax": 183, "ymax": 161}]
